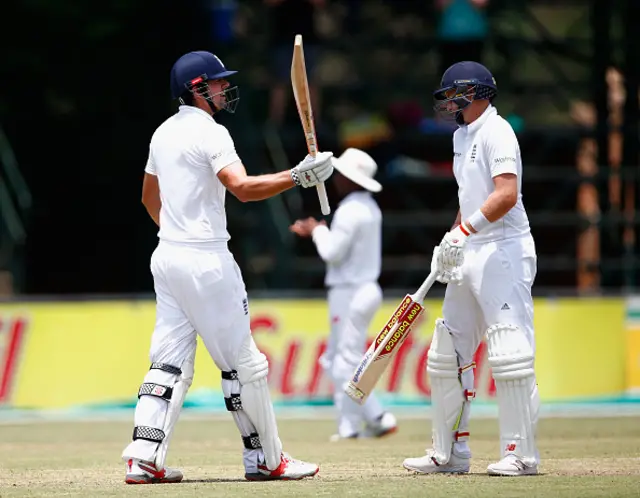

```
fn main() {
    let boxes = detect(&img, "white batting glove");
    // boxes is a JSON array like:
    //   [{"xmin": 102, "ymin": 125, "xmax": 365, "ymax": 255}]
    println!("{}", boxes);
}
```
[
  {"xmin": 438, "ymin": 224, "xmax": 471, "ymax": 272},
  {"xmin": 430, "ymin": 245, "xmax": 463, "ymax": 285},
  {"xmin": 291, "ymin": 151, "xmax": 334, "ymax": 188}
]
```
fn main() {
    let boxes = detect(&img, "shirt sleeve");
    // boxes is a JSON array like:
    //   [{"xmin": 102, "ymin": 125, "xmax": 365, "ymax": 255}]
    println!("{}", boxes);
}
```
[
  {"xmin": 144, "ymin": 148, "xmax": 156, "ymax": 175},
  {"xmin": 202, "ymin": 125, "xmax": 241, "ymax": 174},
  {"xmin": 485, "ymin": 121, "xmax": 519, "ymax": 177},
  {"xmin": 311, "ymin": 205, "xmax": 359, "ymax": 263}
]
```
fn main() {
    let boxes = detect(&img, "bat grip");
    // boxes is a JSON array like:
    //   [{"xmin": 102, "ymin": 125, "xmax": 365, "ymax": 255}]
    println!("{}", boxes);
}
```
[
  {"xmin": 413, "ymin": 272, "xmax": 439, "ymax": 303},
  {"xmin": 316, "ymin": 182, "xmax": 330, "ymax": 215}
]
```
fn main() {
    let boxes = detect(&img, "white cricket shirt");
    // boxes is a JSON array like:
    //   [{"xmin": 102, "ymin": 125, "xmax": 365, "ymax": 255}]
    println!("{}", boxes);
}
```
[
  {"xmin": 311, "ymin": 191, "xmax": 382, "ymax": 287},
  {"xmin": 452, "ymin": 105, "xmax": 531, "ymax": 243},
  {"xmin": 144, "ymin": 105, "xmax": 240, "ymax": 246}
]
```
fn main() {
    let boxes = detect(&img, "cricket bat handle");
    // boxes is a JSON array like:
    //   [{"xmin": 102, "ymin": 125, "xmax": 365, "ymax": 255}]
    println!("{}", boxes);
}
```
[
  {"xmin": 412, "ymin": 271, "xmax": 439, "ymax": 303},
  {"xmin": 316, "ymin": 182, "xmax": 330, "ymax": 215},
  {"xmin": 307, "ymin": 148, "xmax": 330, "ymax": 216}
]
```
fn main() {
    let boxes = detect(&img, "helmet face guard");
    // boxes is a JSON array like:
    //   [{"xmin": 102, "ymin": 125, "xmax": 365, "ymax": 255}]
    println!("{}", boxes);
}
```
[
  {"xmin": 182, "ymin": 74, "xmax": 240, "ymax": 114},
  {"xmin": 433, "ymin": 78, "xmax": 497, "ymax": 124}
]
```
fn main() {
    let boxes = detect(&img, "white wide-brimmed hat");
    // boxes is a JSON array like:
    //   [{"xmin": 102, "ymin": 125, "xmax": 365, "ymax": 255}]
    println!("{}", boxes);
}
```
[{"xmin": 332, "ymin": 148, "xmax": 382, "ymax": 192}]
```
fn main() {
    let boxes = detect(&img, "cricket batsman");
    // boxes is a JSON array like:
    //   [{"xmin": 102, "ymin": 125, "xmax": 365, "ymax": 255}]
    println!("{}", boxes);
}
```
[
  {"xmin": 403, "ymin": 61, "xmax": 540, "ymax": 476},
  {"xmin": 289, "ymin": 148, "xmax": 397, "ymax": 441},
  {"xmin": 122, "ymin": 51, "xmax": 334, "ymax": 484}
]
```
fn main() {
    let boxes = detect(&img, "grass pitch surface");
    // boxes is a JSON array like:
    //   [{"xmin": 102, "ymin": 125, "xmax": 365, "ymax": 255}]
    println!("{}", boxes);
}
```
[{"xmin": 0, "ymin": 416, "xmax": 639, "ymax": 497}]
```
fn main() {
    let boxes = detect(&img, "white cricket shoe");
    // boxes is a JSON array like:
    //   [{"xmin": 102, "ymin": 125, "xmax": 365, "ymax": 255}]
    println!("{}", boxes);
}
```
[
  {"xmin": 403, "ymin": 449, "xmax": 470, "ymax": 474},
  {"xmin": 245, "ymin": 453, "xmax": 319, "ymax": 481},
  {"xmin": 363, "ymin": 412, "xmax": 398, "ymax": 438},
  {"xmin": 487, "ymin": 454, "xmax": 538, "ymax": 476},
  {"xmin": 125, "ymin": 458, "xmax": 183, "ymax": 484}
]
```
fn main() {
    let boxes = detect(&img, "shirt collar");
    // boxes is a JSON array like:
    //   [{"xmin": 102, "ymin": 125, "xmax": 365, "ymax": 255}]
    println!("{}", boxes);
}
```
[
  {"xmin": 178, "ymin": 105, "xmax": 215, "ymax": 122},
  {"xmin": 460, "ymin": 104, "xmax": 497, "ymax": 134}
]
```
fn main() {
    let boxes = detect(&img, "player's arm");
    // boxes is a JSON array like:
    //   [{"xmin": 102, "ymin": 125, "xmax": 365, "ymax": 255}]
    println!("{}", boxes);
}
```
[
  {"xmin": 451, "ymin": 209, "xmax": 461, "ymax": 230},
  {"xmin": 218, "ymin": 162, "xmax": 296, "ymax": 202},
  {"xmin": 311, "ymin": 208, "xmax": 357, "ymax": 263},
  {"xmin": 208, "ymin": 128, "xmax": 331, "ymax": 202},
  {"xmin": 465, "ymin": 174, "xmax": 517, "ymax": 233},
  {"xmin": 462, "ymin": 125, "xmax": 520, "ymax": 234},
  {"xmin": 141, "ymin": 173, "xmax": 161, "ymax": 227}
]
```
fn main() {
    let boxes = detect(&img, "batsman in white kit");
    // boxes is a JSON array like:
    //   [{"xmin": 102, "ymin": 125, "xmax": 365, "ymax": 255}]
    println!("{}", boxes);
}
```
[
  {"xmin": 289, "ymin": 148, "xmax": 397, "ymax": 441},
  {"xmin": 403, "ymin": 61, "xmax": 540, "ymax": 476},
  {"xmin": 122, "ymin": 51, "xmax": 334, "ymax": 484}
]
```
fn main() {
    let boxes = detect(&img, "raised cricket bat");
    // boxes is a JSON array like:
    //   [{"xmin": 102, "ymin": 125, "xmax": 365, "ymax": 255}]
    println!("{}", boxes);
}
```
[
  {"xmin": 291, "ymin": 34, "xmax": 331, "ymax": 216},
  {"xmin": 345, "ymin": 272, "xmax": 439, "ymax": 405}
]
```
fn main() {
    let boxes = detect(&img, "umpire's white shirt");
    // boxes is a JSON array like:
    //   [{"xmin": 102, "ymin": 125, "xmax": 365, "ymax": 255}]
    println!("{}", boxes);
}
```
[
  {"xmin": 453, "ymin": 105, "xmax": 531, "ymax": 244},
  {"xmin": 145, "ymin": 105, "xmax": 240, "ymax": 246},
  {"xmin": 312, "ymin": 191, "xmax": 382, "ymax": 287}
]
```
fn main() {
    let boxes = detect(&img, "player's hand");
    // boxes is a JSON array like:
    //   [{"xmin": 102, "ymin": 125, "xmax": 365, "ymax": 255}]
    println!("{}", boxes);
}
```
[
  {"xmin": 431, "ymin": 245, "xmax": 463, "ymax": 285},
  {"xmin": 290, "ymin": 217, "xmax": 326, "ymax": 237},
  {"xmin": 291, "ymin": 151, "xmax": 334, "ymax": 188},
  {"xmin": 439, "ymin": 224, "xmax": 470, "ymax": 271}
]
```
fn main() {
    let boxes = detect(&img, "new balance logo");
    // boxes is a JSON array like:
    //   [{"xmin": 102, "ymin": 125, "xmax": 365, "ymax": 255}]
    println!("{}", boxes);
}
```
[{"xmin": 501, "ymin": 303, "xmax": 510, "ymax": 310}]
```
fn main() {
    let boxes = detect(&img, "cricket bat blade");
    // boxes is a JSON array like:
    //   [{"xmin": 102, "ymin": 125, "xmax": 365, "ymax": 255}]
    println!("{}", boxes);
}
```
[{"xmin": 345, "ymin": 272, "xmax": 439, "ymax": 405}]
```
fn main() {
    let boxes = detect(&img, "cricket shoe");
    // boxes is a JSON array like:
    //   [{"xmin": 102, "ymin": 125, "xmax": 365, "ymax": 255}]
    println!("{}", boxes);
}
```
[
  {"xmin": 362, "ymin": 412, "xmax": 398, "ymax": 438},
  {"xmin": 487, "ymin": 454, "xmax": 538, "ymax": 476},
  {"xmin": 125, "ymin": 458, "xmax": 183, "ymax": 484},
  {"xmin": 403, "ymin": 448, "xmax": 470, "ymax": 474},
  {"xmin": 245, "ymin": 453, "xmax": 319, "ymax": 481}
]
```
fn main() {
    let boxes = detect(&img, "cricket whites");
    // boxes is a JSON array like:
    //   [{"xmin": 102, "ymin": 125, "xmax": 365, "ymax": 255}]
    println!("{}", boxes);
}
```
[{"xmin": 345, "ymin": 272, "xmax": 439, "ymax": 404}]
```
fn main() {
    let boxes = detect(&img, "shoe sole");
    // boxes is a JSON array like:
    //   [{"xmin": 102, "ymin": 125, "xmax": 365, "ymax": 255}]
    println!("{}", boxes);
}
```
[
  {"xmin": 125, "ymin": 476, "xmax": 183, "ymax": 485},
  {"xmin": 375, "ymin": 426, "xmax": 398, "ymax": 438},
  {"xmin": 487, "ymin": 468, "xmax": 538, "ymax": 477},
  {"xmin": 403, "ymin": 463, "xmax": 470, "ymax": 475},
  {"xmin": 245, "ymin": 467, "xmax": 319, "ymax": 481}
]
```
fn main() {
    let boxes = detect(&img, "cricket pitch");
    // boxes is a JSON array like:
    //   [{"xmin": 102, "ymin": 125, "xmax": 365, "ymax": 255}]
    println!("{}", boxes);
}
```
[{"xmin": 0, "ymin": 415, "xmax": 638, "ymax": 497}]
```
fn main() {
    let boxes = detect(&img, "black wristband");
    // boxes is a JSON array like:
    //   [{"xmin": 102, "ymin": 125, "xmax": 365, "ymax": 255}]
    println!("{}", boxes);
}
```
[{"xmin": 290, "ymin": 169, "xmax": 301, "ymax": 186}]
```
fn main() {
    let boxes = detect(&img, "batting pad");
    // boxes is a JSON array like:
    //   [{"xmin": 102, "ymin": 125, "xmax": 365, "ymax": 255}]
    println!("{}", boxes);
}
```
[
  {"xmin": 237, "ymin": 335, "xmax": 283, "ymax": 471},
  {"xmin": 487, "ymin": 323, "xmax": 539, "ymax": 466},
  {"xmin": 427, "ymin": 319, "xmax": 469, "ymax": 465},
  {"xmin": 154, "ymin": 355, "xmax": 194, "ymax": 469},
  {"xmin": 121, "ymin": 357, "xmax": 193, "ymax": 466}
]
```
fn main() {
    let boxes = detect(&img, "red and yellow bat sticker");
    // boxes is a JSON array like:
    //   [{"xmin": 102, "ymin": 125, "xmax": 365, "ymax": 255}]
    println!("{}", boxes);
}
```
[
  {"xmin": 374, "ymin": 296, "xmax": 413, "ymax": 348},
  {"xmin": 383, "ymin": 303, "xmax": 423, "ymax": 355}
]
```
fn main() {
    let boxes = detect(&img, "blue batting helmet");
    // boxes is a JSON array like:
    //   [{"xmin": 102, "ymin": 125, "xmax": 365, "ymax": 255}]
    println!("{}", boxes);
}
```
[
  {"xmin": 433, "ymin": 61, "xmax": 497, "ymax": 124},
  {"xmin": 170, "ymin": 51, "xmax": 238, "ymax": 100}
]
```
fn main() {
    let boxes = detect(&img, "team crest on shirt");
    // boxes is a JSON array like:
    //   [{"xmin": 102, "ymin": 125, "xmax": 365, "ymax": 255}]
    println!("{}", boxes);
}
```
[{"xmin": 470, "ymin": 144, "xmax": 477, "ymax": 162}]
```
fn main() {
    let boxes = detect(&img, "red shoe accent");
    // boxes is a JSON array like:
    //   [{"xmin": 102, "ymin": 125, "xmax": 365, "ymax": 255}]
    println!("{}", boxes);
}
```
[{"xmin": 138, "ymin": 462, "xmax": 166, "ymax": 480}]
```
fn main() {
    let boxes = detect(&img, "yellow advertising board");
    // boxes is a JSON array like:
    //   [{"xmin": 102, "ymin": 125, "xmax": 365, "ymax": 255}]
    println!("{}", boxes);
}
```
[{"xmin": 0, "ymin": 296, "xmax": 628, "ymax": 410}]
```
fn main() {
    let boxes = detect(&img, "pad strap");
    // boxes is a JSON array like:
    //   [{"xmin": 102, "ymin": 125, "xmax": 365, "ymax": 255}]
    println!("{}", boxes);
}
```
[
  {"xmin": 138, "ymin": 383, "xmax": 173, "ymax": 400},
  {"xmin": 133, "ymin": 426, "xmax": 165, "ymax": 443},
  {"xmin": 222, "ymin": 370, "xmax": 239, "ymax": 381},
  {"xmin": 151, "ymin": 363, "xmax": 182, "ymax": 376},
  {"xmin": 243, "ymin": 432, "xmax": 262, "ymax": 450},
  {"xmin": 225, "ymin": 393, "xmax": 243, "ymax": 411}
]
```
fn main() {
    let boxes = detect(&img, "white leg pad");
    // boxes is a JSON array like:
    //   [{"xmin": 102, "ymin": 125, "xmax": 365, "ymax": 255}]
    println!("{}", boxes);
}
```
[
  {"xmin": 154, "ymin": 355, "xmax": 194, "ymax": 468},
  {"xmin": 121, "ymin": 357, "xmax": 193, "ymax": 466},
  {"xmin": 427, "ymin": 319, "xmax": 474, "ymax": 465},
  {"xmin": 236, "ymin": 335, "xmax": 282, "ymax": 471},
  {"xmin": 221, "ymin": 373, "xmax": 263, "ymax": 473},
  {"xmin": 487, "ymin": 323, "xmax": 539, "ymax": 466}
]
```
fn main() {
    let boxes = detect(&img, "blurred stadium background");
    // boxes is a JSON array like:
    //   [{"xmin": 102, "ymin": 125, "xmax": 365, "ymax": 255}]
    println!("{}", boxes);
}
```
[{"xmin": 0, "ymin": 0, "xmax": 640, "ymax": 494}]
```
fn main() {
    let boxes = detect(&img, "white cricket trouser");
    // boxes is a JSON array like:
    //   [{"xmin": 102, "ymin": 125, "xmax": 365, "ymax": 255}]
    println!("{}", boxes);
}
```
[
  {"xmin": 320, "ymin": 282, "xmax": 385, "ymax": 437},
  {"xmin": 442, "ymin": 234, "xmax": 537, "ymax": 452},
  {"xmin": 149, "ymin": 240, "xmax": 251, "ymax": 371},
  {"xmin": 123, "ymin": 240, "xmax": 264, "ymax": 470}
]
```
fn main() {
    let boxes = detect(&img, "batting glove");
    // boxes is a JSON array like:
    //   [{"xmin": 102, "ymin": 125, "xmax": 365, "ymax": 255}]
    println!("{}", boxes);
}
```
[
  {"xmin": 291, "ymin": 151, "xmax": 334, "ymax": 188},
  {"xmin": 430, "ymin": 245, "xmax": 463, "ymax": 285},
  {"xmin": 438, "ymin": 223, "xmax": 472, "ymax": 272}
]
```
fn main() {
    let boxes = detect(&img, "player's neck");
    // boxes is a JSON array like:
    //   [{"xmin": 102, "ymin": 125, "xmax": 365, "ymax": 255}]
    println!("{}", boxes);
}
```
[{"xmin": 463, "ymin": 102, "xmax": 490, "ymax": 125}]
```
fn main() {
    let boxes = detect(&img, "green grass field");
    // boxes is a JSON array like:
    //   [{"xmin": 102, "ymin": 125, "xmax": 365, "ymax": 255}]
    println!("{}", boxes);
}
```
[{"xmin": 0, "ymin": 416, "xmax": 639, "ymax": 497}]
